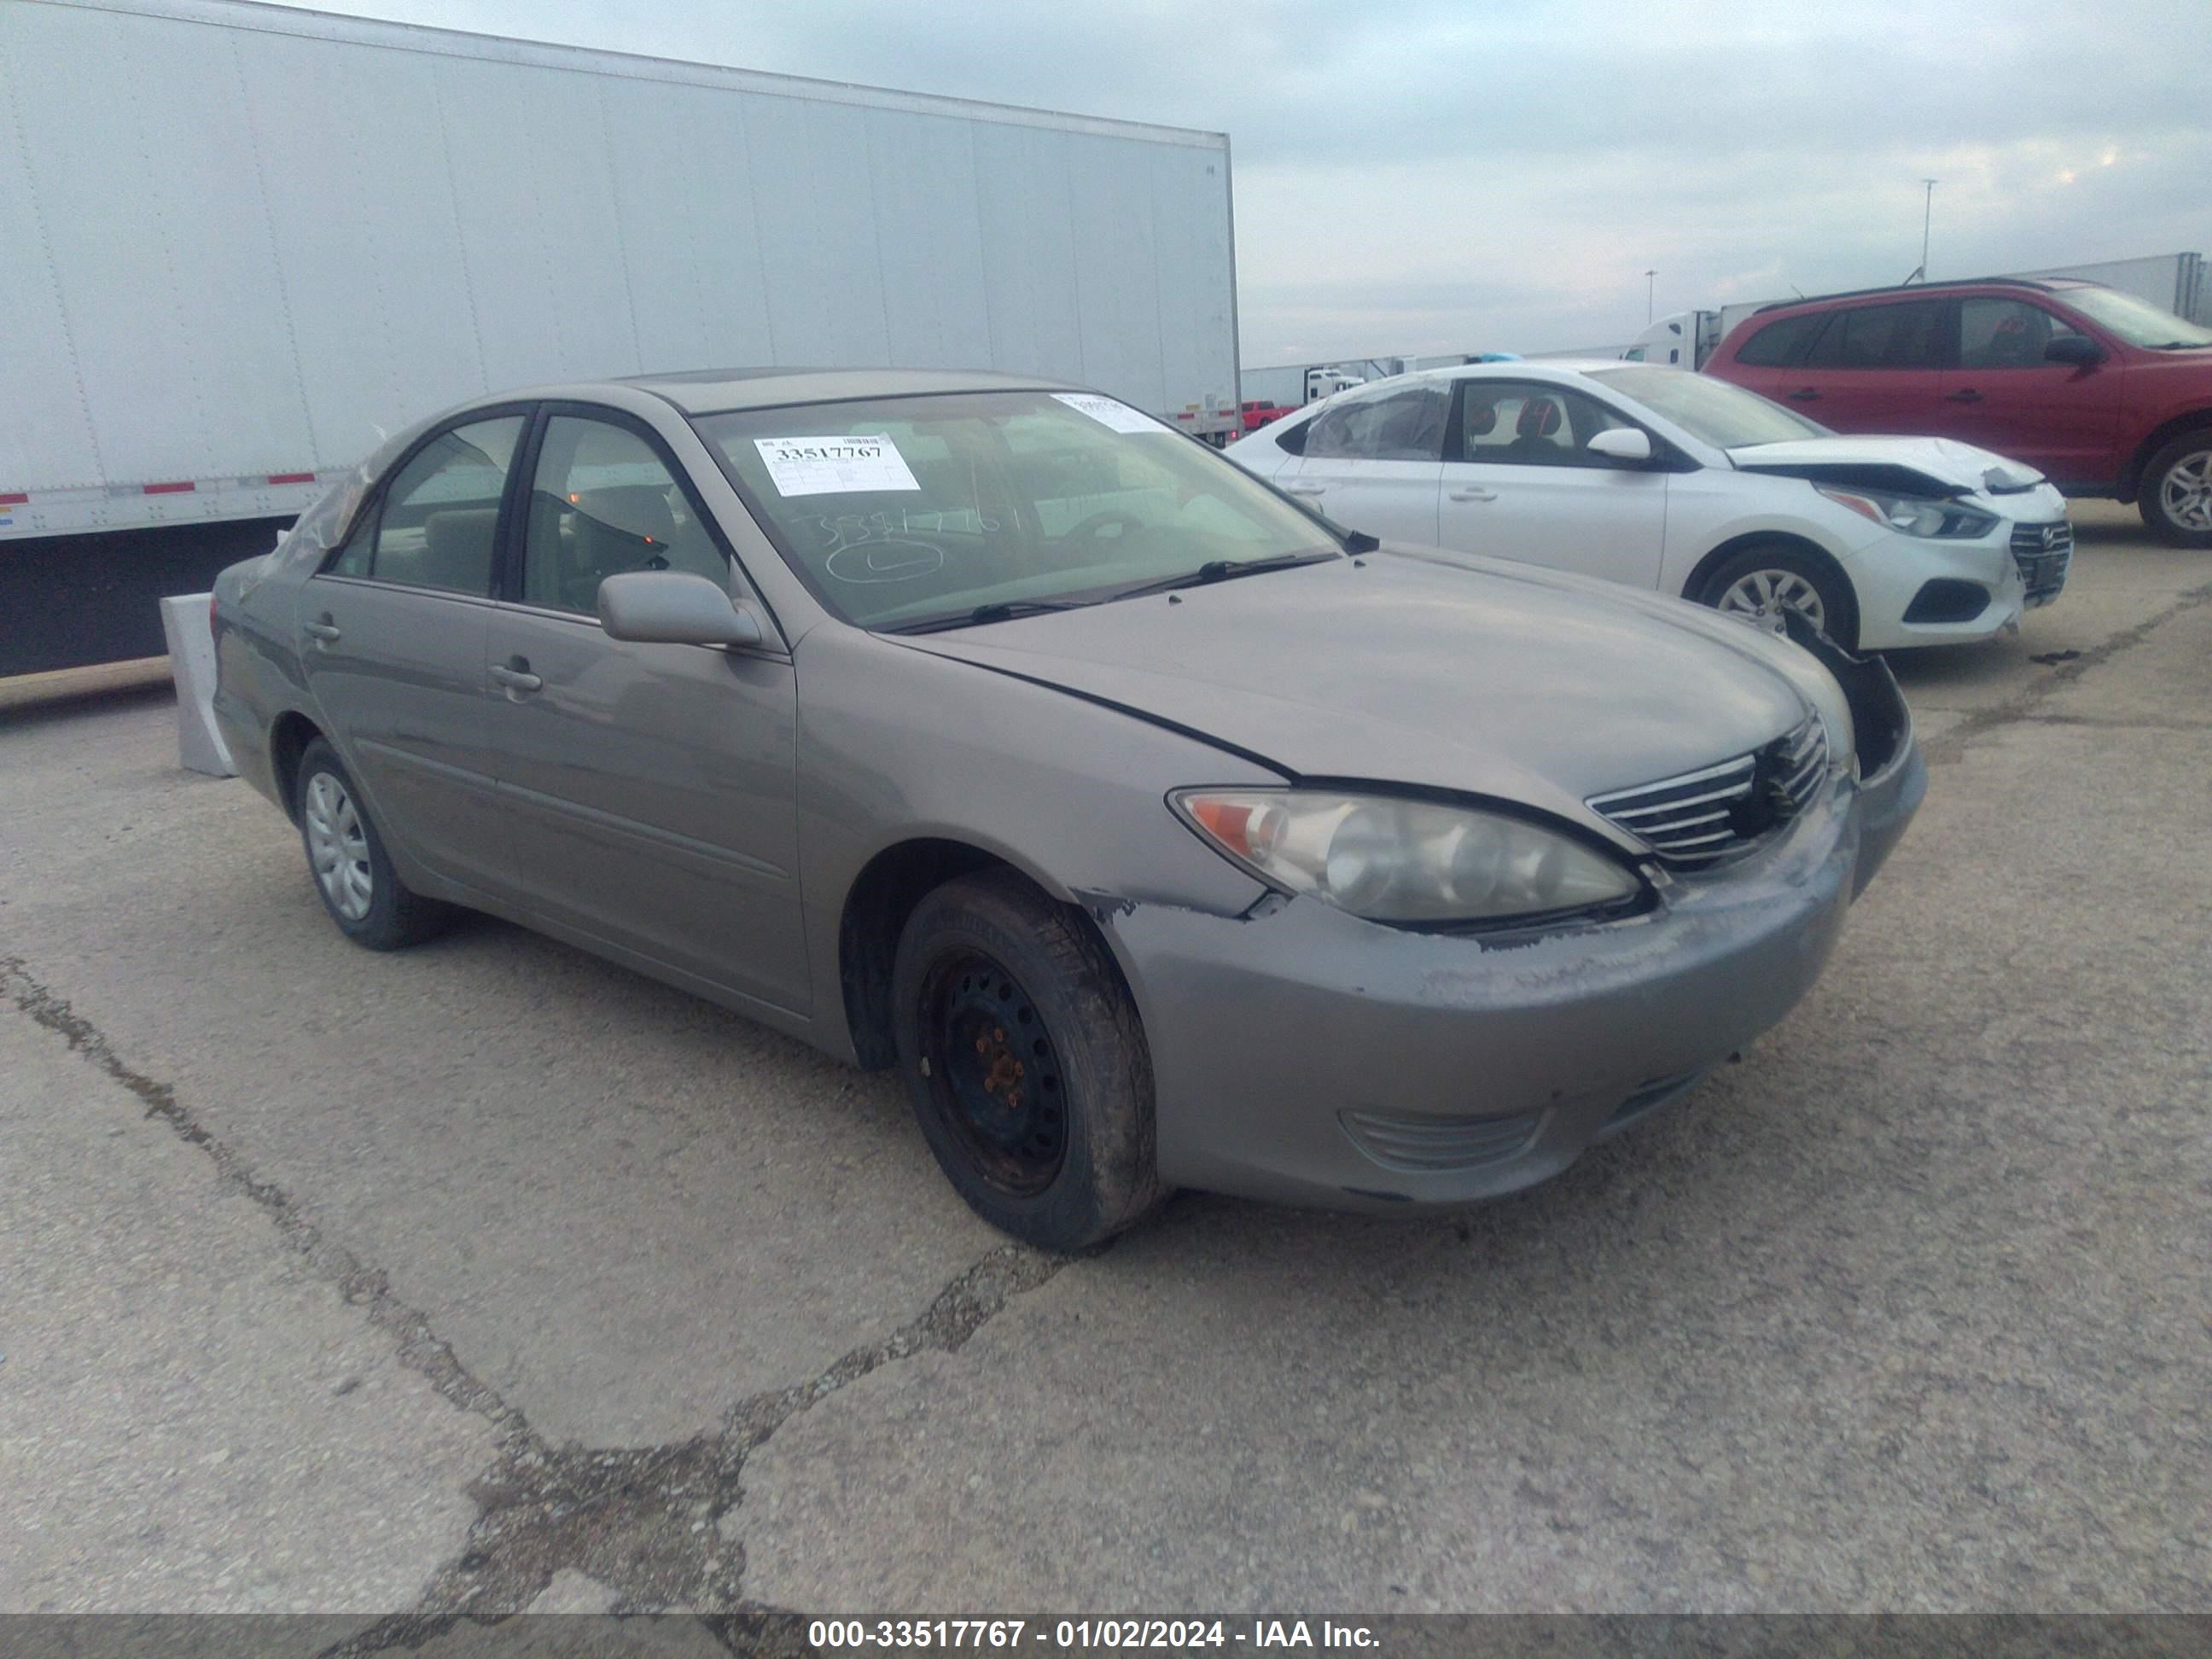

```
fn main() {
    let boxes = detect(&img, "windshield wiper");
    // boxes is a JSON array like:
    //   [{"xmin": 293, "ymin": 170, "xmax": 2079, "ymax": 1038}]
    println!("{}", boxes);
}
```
[
  {"xmin": 2145, "ymin": 340, "xmax": 2209, "ymax": 351},
  {"xmin": 879, "ymin": 598, "xmax": 1090, "ymax": 635},
  {"xmin": 1105, "ymin": 550, "xmax": 1342, "ymax": 602}
]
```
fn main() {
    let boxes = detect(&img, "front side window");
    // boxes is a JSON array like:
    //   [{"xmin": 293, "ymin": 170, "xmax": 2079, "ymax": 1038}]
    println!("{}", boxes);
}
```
[
  {"xmin": 1802, "ymin": 300, "xmax": 1947, "ymax": 370},
  {"xmin": 1959, "ymin": 299, "xmax": 2085, "ymax": 370},
  {"xmin": 1453, "ymin": 381, "xmax": 1636, "ymax": 469},
  {"xmin": 694, "ymin": 391, "xmax": 1342, "ymax": 630},
  {"xmin": 348, "ymin": 416, "xmax": 525, "ymax": 594},
  {"xmin": 1301, "ymin": 382, "xmax": 1450, "ymax": 462},
  {"xmin": 522, "ymin": 416, "xmax": 730, "ymax": 614}
]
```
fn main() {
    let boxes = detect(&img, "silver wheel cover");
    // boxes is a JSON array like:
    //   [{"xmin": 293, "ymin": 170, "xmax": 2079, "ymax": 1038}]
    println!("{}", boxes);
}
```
[
  {"xmin": 1717, "ymin": 568, "xmax": 1827, "ymax": 636},
  {"xmin": 303, "ymin": 771, "xmax": 375, "ymax": 922}
]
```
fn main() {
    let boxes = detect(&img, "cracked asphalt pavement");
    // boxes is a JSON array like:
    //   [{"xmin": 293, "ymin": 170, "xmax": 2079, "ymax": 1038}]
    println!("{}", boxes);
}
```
[{"xmin": 2, "ymin": 504, "xmax": 2207, "ymax": 1641}]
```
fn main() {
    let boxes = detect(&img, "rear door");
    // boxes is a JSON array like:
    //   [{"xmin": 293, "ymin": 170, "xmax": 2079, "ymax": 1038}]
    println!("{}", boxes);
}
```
[
  {"xmin": 1939, "ymin": 296, "xmax": 2124, "ymax": 485},
  {"xmin": 296, "ymin": 410, "xmax": 528, "ymax": 895},
  {"xmin": 1278, "ymin": 380, "xmax": 1448, "ymax": 543},
  {"xmin": 482, "ymin": 407, "xmax": 809, "ymax": 1015},
  {"xmin": 1434, "ymin": 379, "xmax": 1667, "ymax": 588},
  {"xmin": 1768, "ymin": 297, "xmax": 1951, "ymax": 434}
]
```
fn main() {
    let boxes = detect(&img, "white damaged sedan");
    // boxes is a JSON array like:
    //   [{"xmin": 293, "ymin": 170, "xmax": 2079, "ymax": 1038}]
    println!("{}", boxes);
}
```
[{"xmin": 1226, "ymin": 361, "xmax": 2072, "ymax": 650}]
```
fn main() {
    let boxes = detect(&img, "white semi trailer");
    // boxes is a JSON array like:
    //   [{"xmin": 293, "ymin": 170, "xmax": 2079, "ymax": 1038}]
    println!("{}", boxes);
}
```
[{"xmin": 0, "ymin": 0, "xmax": 1242, "ymax": 669}]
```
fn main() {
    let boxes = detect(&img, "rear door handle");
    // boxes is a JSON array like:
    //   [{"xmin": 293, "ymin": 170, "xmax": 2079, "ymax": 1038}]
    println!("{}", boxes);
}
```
[
  {"xmin": 1785, "ymin": 388, "xmax": 1821, "ymax": 402},
  {"xmin": 1946, "ymin": 388, "xmax": 1983, "ymax": 403},
  {"xmin": 1284, "ymin": 484, "xmax": 1327, "ymax": 498},
  {"xmin": 489, "ymin": 661, "xmax": 542, "ymax": 696},
  {"xmin": 303, "ymin": 619, "xmax": 341, "ymax": 643},
  {"xmin": 1448, "ymin": 487, "xmax": 1498, "ymax": 503}
]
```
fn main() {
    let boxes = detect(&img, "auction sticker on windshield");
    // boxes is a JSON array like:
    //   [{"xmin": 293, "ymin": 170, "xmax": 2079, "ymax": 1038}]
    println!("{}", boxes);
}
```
[
  {"xmin": 1051, "ymin": 393, "xmax": 1168, "ymax": 434},
  {"xmin": 754, "ymin": 435, "xmax": 921, "ymax": 497}
]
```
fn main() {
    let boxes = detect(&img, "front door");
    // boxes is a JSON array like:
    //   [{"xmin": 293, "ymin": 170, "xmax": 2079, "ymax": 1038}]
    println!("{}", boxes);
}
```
[
  {"xmin": 483, "ymin": 410, "xmax": 810, "ymax": 1016},
  {"xmin": 1938, "ymin": 296, "xmax": 2124, "ymax": 486},
  {"xmin": 1435, "ymin": 380, "xmax": 1667, "ymax": 589},
  {"xmin": 1279, "ymin": 379, "xmax": 1448, "ymax": 544},
  {"xmin": 296, "ymin": 412, "xmax": 527, "ymax": 895}
]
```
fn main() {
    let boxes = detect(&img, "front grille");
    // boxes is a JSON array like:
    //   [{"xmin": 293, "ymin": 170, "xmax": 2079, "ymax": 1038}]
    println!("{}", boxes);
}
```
[
  {"xmin": 2011, "ymin": 520, "xmax": 2073, "ymax": 607},
  {"xmin": 1340, "ymin": 1107, "xmax": 1543, "ymax": 1173},
  {"xmin": 1586, "ymin": 715, "xmax": 1827, "ymax": 870}
]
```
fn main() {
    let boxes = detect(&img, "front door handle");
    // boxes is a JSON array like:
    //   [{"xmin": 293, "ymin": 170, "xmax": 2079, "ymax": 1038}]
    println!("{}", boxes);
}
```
[
  {"xmin": 304, "ymin": 619, "xmax": 341, "ymax": 643},
  {"xmin": 489, "ymin": 661, "xmax": 542, "ymax": 696},
  {"xmin": 1946, "ymin": 388, "xmax": 1984, "ymax": 403},
  {"xmin": 1448, "ymin": 486, "xmax": 1498, "ymax": 503},
  {"xmin": 1785, "ymin": 387, "xmax": 1821, "ymax": 402},
  {"xmin": 1284, "ymin": 484, "xmax": 1327, "ymax": 498}
]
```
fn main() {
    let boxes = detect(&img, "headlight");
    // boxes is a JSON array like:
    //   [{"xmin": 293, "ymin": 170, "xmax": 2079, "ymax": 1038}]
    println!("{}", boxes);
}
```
[
  {"xmin": 1815, "ymin": 485, "xmax": 1998, "ymax": 540},
  {"xmin": 1170, "ymin": 789, "xmax": 1642, "ymax": 926}
]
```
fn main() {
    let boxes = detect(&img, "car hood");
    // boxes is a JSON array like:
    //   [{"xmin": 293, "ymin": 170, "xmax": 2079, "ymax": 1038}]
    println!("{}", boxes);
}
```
[
  {"xmin": 1728, "ymin": 434, "xmax": 2045, "ymax": 497},
  {"xmin": 891, "ymin": 554, "xmax": 1810, "ymax": 835}
]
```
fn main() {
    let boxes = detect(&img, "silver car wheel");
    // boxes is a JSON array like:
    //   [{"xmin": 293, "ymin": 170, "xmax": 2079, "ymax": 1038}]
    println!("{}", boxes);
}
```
[
  {"xmin": 2159, "ymin": 445, "xmax": 2212, "ymax": 532},
  {"xmin": 1716, "ymin": 569, "xmax": 1827, "ymax": 635},
  {"xmin": 303, "ymin": 771, "xmax": 374, "ymax": 922}
]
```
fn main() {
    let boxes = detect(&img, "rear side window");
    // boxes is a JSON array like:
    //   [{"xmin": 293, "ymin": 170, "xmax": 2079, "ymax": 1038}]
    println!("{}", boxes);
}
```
[
  {"xmin": 346, "ymin": 416, "xmax": 524, "ymax": 594},
  {"xmin": 1302, "ymin": 383, "xmax": 1450, "ymax": 462},
  {"xmin": 1802, "ymin": 300, "xmax": 1947, "ymax": 370},
  {"xmin": 1732, "ymin": 312, "xmax": 1826, "ymax": 366}
]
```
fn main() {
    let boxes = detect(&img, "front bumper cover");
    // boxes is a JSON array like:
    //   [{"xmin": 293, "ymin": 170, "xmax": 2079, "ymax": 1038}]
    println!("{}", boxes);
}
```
[{"xmin": 1106, "ymin": 637, "xmax": 1924, "ymax": 1214}]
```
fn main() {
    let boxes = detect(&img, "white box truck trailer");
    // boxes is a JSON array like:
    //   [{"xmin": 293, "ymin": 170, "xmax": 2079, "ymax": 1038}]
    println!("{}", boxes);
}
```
[{"xmin": 0, "ymin": 0, "xmax": 1241, "ymax": 671}]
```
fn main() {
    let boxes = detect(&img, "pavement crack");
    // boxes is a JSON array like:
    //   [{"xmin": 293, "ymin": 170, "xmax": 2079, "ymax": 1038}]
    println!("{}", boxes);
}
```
[
  {"xmin": 0, "ymin": 954, "xmax": 535, "ymax": 1447},
  {"xmin": 3, "ymin": 952, "xmax": 1074, "ymax": 1646},
  {"xmin": 1916, "ymin": 579, "xmax": 2212, "ymax": 766},
  {"xmin": 323, "ymin": 1243, "xmax": 1070, "ymax": 1650}
]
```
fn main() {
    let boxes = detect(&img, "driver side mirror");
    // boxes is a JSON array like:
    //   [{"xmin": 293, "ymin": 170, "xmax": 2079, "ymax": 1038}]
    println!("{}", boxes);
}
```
[
  {"xmin": 2044, "ymin": 335, "xmax": 2105, "ymax": 367},
  {"xmin": 597, "ymin": 571, "xmax": 765, "ymax": 648},
  {"xmin": 1586, "ymin": 427, "xmax": 1654, "ymax": 464}
]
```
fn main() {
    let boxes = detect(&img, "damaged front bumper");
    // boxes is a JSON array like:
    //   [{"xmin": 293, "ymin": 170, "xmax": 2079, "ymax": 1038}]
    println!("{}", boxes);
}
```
[{"xmin": 1104, "ymin": 654, "xmax": 1924, "ymax": 1215}]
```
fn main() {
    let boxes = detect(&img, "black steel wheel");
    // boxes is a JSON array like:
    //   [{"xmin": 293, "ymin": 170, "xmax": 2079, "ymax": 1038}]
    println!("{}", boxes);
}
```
[
  {"xmin": 917, "ymin": 952, "xmax": 1068, "ymax": 1198},
  {"xmin": 892, "ymin": 870, "xmax": 1165, "ymax": 1249}
]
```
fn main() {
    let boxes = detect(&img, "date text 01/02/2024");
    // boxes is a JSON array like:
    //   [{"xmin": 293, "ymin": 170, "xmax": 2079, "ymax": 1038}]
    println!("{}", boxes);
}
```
[{"xmin": 804, "ymin": 1619, "xmax": 1381, "ymax": 1650}]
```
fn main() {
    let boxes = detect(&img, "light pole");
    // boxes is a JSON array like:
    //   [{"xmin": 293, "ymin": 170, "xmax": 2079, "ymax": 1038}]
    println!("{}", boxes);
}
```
[
  {"xmin": 1644, "ymin": 269, "xmax": 1656, "ymax": 324},
  {"xmin": 1920, "ymin": 178, "xmax": 1937, "ymax": 279}
]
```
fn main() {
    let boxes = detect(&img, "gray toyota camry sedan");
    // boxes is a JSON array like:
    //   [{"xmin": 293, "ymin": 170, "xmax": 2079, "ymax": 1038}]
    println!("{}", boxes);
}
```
[{"xmin": 212, "ymin": 369, "xmax": 1924, "ymax": 1250}]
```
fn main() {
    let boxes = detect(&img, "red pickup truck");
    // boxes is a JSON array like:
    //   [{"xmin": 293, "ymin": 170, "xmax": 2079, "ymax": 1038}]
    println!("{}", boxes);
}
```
[
  {"xmin": 1239, "ymin": 399, "xmax": 1295, "ymax": 434},
  {"xmin": 1705, "ymin": 277, "xmax": 2212, "ymax": 545}
]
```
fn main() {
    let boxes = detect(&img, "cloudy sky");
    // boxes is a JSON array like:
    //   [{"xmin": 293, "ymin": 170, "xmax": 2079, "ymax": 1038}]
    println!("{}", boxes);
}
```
[{"xmin": 282, "ymin": 0, "xmax": 2210, "ymax": 367}]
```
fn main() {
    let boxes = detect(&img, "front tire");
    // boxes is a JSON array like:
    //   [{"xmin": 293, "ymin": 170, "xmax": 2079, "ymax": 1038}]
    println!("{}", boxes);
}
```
[
  {"xmin": 1697, "ymin": 540, "xmax": 1859, "ymax": 649},
  {"xmin": 2138, "ymin": 431, "xmax": 2212, "ymax": 548},
  {"xmin": 892, "ymin": 870, "xmax": 1166, "ymax": 1250},
  {"xmin": 294, "ymin": 738, "xmax": 452, "ymax": 950}
]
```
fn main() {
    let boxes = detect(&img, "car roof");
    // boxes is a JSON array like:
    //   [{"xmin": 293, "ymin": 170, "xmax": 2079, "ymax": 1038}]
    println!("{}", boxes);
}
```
[
  {"xmin": 1744, "ymin": 275, "xmax": 2095, "ymax": 317},
  {"xmin": 618, "ymin": 366, "xmax": 1084, "ymax": 415}
]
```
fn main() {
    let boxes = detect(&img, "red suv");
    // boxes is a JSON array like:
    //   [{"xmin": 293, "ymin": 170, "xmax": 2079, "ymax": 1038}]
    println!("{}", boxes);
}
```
[{"xmin": 1706, "ymin": 278, "xmax": 2212, "ymax": 545}]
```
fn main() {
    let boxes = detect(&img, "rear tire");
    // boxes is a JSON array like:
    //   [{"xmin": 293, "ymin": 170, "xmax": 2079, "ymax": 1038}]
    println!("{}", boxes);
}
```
[
  {"xmin": 892, "ymin": 870, "xmax": 1166, "ymax": 1251},
  {"xmin": 1697, "ymin": 540, "xmax": 1859, "ymax": 650},
  {"xmin": 2138, "ymin": 431, "xmax": 2212, "ymax": 548},
  {"xmin": 294, "ymin": 738, "xmax": 453, "ymax": 950}
]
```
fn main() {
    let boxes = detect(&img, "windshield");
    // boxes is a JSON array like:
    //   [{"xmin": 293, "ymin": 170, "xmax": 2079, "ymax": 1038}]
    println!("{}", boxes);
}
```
[
  {"xmin": 1588, "ymin": 365, "xmax": 1830, "ymax": 449},
  {"xmin": 694, "ymin": 391, "xmax": 1342, "ymax": 629},
  {"xmin": 2058, "ymin": 286, "xmax": 2212, "ymax": 349}
]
